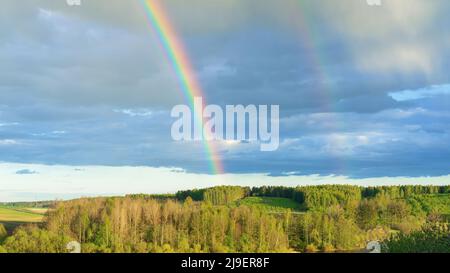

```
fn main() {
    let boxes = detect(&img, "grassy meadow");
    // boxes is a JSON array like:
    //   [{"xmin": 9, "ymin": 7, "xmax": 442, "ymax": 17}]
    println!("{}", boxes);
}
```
[
  {"xmin": 0, "ymin": 206, "xmax": 47, "ymax": 232},
  {"xmin": 234, "ymin": 197, "xmax": 305, "ymax": 213}
]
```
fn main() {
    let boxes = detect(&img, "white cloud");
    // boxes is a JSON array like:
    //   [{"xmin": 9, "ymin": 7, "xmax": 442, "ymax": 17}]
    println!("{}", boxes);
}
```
[
  {"xmin": 0, "ymin": 139, "xmax": 18, "ymax": 145},
  {"xmin": 0, "ymin": 122, "xmax": 19, "ymax": 127},
  {"xmin": 389, "ymin": 84, "xmax": 450, "ymax": 101},
  {"xmin": 114, "ymin": 108, "xmax": 153, "ymax": 117}
]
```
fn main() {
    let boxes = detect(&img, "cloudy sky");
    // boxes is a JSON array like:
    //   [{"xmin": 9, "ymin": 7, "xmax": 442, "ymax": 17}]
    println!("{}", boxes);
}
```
[{"xmin": 1, "ymin": 0, "xmax": 450, "ymax": 201}]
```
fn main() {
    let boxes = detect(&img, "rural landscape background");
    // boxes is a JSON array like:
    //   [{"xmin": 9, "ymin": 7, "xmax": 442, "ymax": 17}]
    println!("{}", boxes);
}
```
[
  {"xmin": 1, "ymin": 0, "xmax": 450, "ymax": 253},
  {"xmin": 1, "ymin": 185, "xmax": 449, "ymax": 253}
]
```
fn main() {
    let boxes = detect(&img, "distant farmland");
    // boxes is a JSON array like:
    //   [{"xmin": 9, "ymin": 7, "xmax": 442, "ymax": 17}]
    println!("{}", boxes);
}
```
[{"xmin": 0, "ymin": 206, "xmax": 47, "ymax": 232}]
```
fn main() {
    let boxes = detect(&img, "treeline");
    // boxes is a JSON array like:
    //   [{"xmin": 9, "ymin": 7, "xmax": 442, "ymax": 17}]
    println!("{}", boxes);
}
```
[
  {"xmin": 176, "ymin": 186, "xmax": 249, "ymax": 205},
  {"xmin": 1, "ymin": 197, "xmax": 289, "ymax": 253},
  {"xmin": 177, "ymin": 185, "xmax": 450, "ymax": 211},
  {"xmin": 362, "ymin": 185, "xmax": 450, "ymax": 198},
  {"xmin": 252, "ymin": 185, "xmax": 450, "ymax": 208},
  {"xmin": 0, "ymin": 200, "xmax": 55, "ymax": 208},
  {"xmin": 125, "ymin": 193, "xmax": 176, "ymax": 200}
]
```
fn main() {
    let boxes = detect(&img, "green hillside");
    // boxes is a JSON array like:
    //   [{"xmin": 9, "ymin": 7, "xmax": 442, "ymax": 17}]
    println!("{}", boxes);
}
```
[
  {"xmin": 235, "ymin": 197, "xmax": 304, "ymax": 213},
  {"xmin": 0, "ymin": 206, "xmax": 46, "ymax": 223}
]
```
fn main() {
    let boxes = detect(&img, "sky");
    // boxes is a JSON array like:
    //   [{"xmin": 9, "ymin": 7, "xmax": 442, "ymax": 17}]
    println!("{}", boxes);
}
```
[{"xmin": 1, "ymin": 0, "xmax": 450, "ymax": 201}]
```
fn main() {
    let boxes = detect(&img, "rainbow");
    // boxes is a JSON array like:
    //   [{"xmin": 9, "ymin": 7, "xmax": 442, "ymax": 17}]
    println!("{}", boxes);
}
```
[
  {"xmin": 139, "ymin": 0, "xmax": 224, "ymax": 175},
  {"xmin": 294, "ymin": 1, "xmax": 344, "ymax": 172}
]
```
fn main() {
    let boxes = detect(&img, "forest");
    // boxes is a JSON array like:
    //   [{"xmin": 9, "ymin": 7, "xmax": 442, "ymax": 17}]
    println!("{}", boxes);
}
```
[{"xmin": 0, "ymin": 185, "xmax": 449, "ymax": 253}]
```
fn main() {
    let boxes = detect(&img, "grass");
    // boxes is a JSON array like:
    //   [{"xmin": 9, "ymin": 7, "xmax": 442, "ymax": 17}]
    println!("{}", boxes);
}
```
[
  {"xmin": 234, "ymin": 197, "xmax": 304, "ymax": 213},
  {"xmin": 0, "ymin": 206, "xmax": 46, "ymax": 223}
]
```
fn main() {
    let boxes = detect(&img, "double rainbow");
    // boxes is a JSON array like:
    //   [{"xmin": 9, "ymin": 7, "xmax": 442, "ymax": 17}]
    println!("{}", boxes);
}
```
[{"xmin": 139, "ymin": 0, "xmax": 224, "ymax": 175}]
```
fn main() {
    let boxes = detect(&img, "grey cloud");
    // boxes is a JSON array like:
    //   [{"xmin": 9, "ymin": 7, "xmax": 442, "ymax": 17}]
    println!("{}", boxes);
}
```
[{"xmin": 16, "ymin": 169, "xmax": 38, "ymax": 175}]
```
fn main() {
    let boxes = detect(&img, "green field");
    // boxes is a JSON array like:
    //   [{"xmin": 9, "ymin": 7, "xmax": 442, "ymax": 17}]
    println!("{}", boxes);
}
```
[
  {"xmin": 0, "ymin": 206, "xmax": 46, "ymax": 231},
  {"xmin": 235, "ymin": 197, "xmax": 304, "ymax": 213}
]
